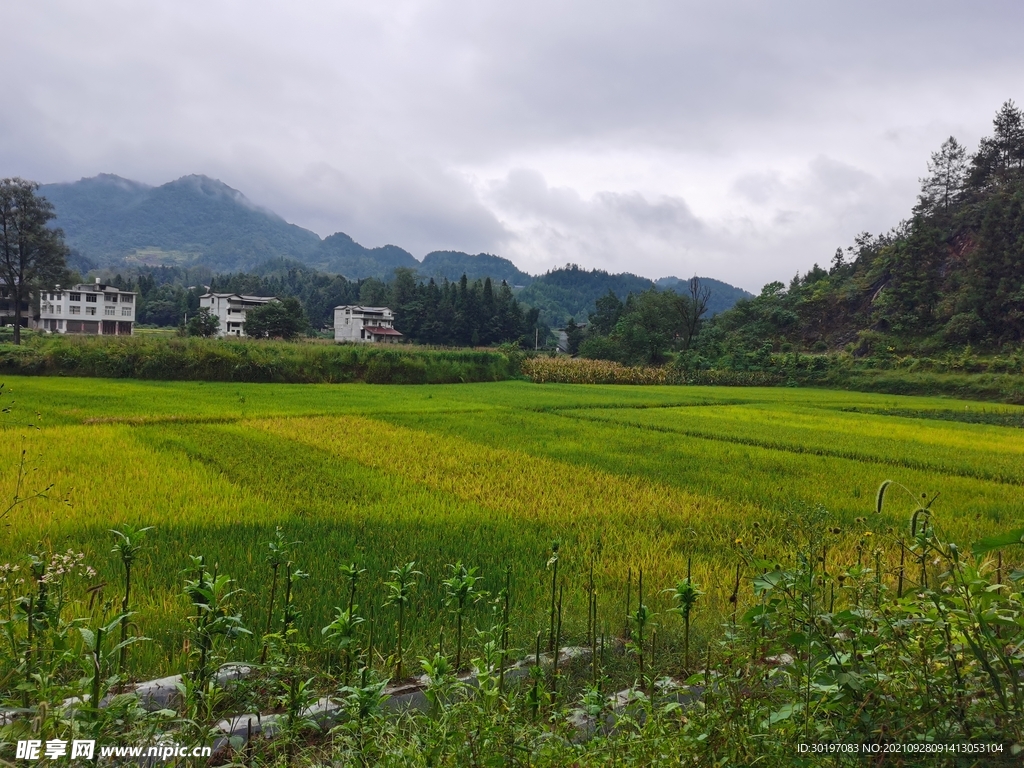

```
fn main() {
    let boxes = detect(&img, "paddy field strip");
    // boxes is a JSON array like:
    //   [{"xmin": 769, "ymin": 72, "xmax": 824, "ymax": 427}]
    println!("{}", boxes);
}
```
[{"xmin": 0, "ymin": 376, "xmax": 1022, "ymax": 678}]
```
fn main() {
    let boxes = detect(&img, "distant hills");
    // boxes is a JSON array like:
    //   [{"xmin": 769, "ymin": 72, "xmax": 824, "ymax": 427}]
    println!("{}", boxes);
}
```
[
  {"xmin": 41, "ymin": 174, "xmax": 322, "ymax": 272},
  {"xmin": 515, "ymin": 267, "xmax": 751, "ymax": 326},
  {"xmin": 419, "ymin": 251, "xmax": 532, "ymax": 287},
  {"xmin": 654, "ymin": 276, "xmax": 755, "ymax": 317},
  {"xmin": 40, "ymin": 173, "xmax": 751, "ymax": 323}
]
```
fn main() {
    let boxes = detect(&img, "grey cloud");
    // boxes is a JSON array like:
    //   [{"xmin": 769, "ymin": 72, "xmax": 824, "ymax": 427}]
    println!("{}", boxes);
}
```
[
  {"xmin": 2, "ymin": 1, "xmax": 1023, "ymax": 287},
  {"xmin": 493, "ymin": 169, "xmax": 701, "ymax": 235},
  {"xmin": 732, "ymin": 172, "xmax": 784, "ymax": 206},
  {"xmin": 488, "ymin": 169, "xmax": 704, "ymax": 276},
  {"xmin": 241, "ymin": 159, "xmax": 511, "ymax": 257}
]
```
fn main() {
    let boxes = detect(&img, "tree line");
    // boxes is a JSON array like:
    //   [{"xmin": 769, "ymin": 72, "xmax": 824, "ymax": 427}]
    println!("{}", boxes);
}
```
[
  {"xmin": 108, "ymin": 261, "xmax": 546, "ymax": 347},
  {"xmin": 566, "ymin": 276, "xmax": 710, "ymax": 365}
]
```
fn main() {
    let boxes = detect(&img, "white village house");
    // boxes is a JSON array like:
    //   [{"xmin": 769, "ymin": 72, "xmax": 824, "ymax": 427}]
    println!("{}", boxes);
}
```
[
  {"xmin": 38, "ymin": 279, "xmax": 136, "ymax": 336},
  {"xmin": 199, "ymin": 292, "xmax": 278, "ymax": 337},
  {"xmin": 334, "ymin": 305, "xmax": 403, "ymax": 344}
]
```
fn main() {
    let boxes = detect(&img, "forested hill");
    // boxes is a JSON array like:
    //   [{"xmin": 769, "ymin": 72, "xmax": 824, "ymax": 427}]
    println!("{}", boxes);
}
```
[
  {"xmin": 41, "ymin": 174, "xmax": 753, "ymax": 321},
  {"xmin": 517, "ymin": 265, "xmax": 752, "ymax": 327},
  {"xmin": 655, "ymin": 276, "xmax": 756, "ymax": 316},
  {"xmin": 41, "ymin": 174, "xmax": 322, "ymax": 272},
  {"xmin": 42, "ymin": 175, "xmax": 425, "ymax": 278},
  {"xmin": 419, "ymin": 251, "xmax": 532, "ymax": 287},
  {"xmin": 702, "ymin": 100, "xmax": 1024, "ymax": 358},
  {"xmin": 40, "ymin": 175, "xmax": 553, "ymax": 286}
]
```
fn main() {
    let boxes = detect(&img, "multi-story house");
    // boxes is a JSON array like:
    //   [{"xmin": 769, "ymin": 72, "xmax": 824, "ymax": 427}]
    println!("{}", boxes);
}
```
[
  {"xmin": 38, "ymin": 279, "xmax": 136, "ymax": 335},
  {"xmin": 333, "ymin": 305, "xmax": 403, "ymax": 343},
  {"xmin": 199, "ymin": 293, "xmax": 278, "ymax": 337}
]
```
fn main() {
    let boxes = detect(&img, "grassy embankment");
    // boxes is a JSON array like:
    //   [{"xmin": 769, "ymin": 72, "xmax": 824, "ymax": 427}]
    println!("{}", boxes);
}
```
[
  {"xmin": 4, "ymin": 334, "xmax": 1024, "ymax": 407},
  {"xmin": 0, "ymin": 334, "xmax": 516, "ymax": 384}
]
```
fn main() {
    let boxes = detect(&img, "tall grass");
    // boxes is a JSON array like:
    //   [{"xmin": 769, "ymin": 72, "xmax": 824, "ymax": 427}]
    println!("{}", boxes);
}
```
[{"xmin": 0, "ymin": 336, "xmax": 517, "ymax": 384}]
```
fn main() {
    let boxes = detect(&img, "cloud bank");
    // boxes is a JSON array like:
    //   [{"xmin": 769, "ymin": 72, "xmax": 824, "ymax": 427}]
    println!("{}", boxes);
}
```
[{"xmin": 2, "ymin": 1, "xmax": 1021, "ymax": 290}]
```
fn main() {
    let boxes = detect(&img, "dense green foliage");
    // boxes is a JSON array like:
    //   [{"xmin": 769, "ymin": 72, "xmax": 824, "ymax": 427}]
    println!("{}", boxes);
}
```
[
  {"xmin": 368, "ymin": 269, "xmax": 544, "ymax": 347},
  {"xmin": 575, "ymin": 280, "xmax": 710, "ymax": 365},
  {"xmin": 0, "ymin": 336, "xmax": 517, "ymax": 383},
  {"xmin": 701, "ymin": 100, "xmax": 1024, "ymax": 360},
  {"xmin": 184, "ymin": 308, "xmax": 220, "ymax": 338},
  {"xmin": 243, "ymin": 297, "xmax": 308, "ymax": 340}
]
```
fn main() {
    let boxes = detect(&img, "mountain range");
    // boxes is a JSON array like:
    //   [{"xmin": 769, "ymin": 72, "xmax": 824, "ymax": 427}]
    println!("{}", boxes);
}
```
[{"xmin": 40, "ymin": 173, "xmax": 751, "ymax": 324}]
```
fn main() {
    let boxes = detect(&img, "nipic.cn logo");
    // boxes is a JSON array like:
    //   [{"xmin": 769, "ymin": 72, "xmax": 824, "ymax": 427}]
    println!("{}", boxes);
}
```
[{"xmin": 16, "ymin": 740, "xmax": 95, "ymax": 760}]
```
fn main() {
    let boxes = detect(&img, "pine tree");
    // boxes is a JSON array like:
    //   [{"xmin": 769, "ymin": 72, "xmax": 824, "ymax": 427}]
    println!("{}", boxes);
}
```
[
  {"xmin": 918, "ymin": 136, "xmax": 968, "ymax": 214},
  {"xmin": 0, "ymin": 179, "xmax": 69, "ymax": 344}
]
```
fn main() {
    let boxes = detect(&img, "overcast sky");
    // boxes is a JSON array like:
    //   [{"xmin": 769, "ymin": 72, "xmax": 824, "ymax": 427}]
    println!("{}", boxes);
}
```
[{"xmin": 2, "ymin": 1, "xmax": 1020, "ymax": 291}]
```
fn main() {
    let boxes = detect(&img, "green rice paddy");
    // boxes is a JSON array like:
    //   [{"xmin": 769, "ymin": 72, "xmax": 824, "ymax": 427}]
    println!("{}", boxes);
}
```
[{"xmin": 1, "ymin": 376, "xmax": 1021, "ymax": 676}]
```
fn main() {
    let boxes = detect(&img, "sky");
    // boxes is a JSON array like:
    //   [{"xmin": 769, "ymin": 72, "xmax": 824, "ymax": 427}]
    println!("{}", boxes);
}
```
[{"xmin": 2, "ymin": 1, "xmax": 1021, "ymax": 292}]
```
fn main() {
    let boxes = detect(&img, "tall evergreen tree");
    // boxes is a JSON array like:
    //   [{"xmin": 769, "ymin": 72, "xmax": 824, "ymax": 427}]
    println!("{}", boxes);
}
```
[
  {"xmin": 918, "ymin": 137, "xmax": 968, "ymax": 214},
  {"xmin": 0, "ymin": 179, "xmax": 69, "ymax": 344}
]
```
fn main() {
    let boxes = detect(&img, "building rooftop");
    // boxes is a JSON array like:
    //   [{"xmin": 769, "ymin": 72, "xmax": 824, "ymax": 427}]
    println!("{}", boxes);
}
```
[
  {"xmin": 64, "ymin": 282, "xmax": 136, "ymax": 295},
  {"xmin": 202, "ymin": 292, "xmax": 277, "ymax": 303},
  {"xmin": 334, "ymin": 305, "xmax": 392, "ymax": 313}
]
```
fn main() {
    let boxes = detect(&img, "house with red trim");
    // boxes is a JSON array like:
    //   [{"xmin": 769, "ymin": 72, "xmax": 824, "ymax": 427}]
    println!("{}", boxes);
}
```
[{"xmin": 333, "ymin": 305, "xmax": 403, "ymax": 344}]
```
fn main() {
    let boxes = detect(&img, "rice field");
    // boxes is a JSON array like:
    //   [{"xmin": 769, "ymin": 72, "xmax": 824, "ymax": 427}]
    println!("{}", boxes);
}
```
[{"xmin": 1, "ymin": 375, "xmax": 1022, "ymax": 677}]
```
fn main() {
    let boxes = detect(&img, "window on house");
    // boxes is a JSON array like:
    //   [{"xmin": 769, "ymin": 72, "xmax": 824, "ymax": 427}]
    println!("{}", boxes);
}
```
[
  {"xmin": 105, "ymin": 307, "xmax": 115, "ymax": 316},
  {"xmin": 70, "ymin": 306, "xmax": 80, "ymax": 315},
  {"xmin": 122, "ymin": 307, "xmax": 131, "ymax": 316},
  {"xmin": 56, "ymin": 306, "xmax": 61, "ymax": 314},
  {"xmin": 69, "ymin": 293, "xmax": 81, "ymax": 302},
  {"xmin": 105, "ymin": 294, "xmax": 117, "ymax": 302},
  {"xmin": 86, "ymin": 295, "xmax": 97, "ymax": 303},
  {"xmin": 121, "ymin": 295, "xmax": 133, "ymax": 303},
  {"xmin": 86, "ymin": 307, "xmax": 96, "ymax": 315}
]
